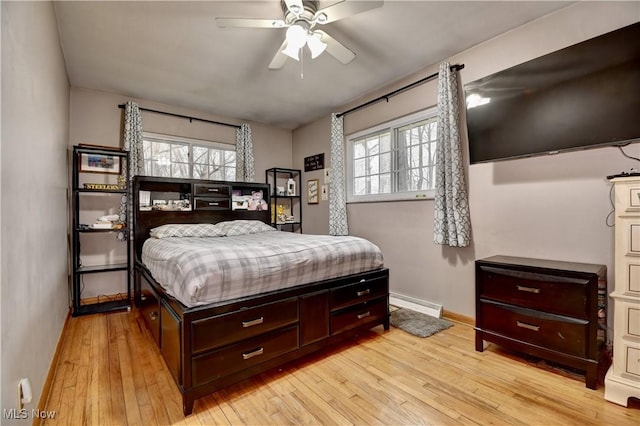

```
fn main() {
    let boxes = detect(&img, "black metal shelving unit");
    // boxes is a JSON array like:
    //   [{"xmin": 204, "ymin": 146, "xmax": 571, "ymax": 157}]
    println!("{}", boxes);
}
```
[
  {"xmin": 265, "ymin": 168, "xmax": 302, "ymax": 233},
  {"xmin": 71, "ymin": 145, "xmax": 131, "ymax": 316}
]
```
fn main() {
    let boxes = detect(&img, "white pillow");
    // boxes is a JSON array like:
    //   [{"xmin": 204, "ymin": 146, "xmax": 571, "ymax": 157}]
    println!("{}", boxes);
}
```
[
  {"xmin": 217, "ymin": 220, "xmax": 276, "ymax": 236},
  {"xmin": 149, "ymin": 223, "xmax": 226, "ymax": 238}
]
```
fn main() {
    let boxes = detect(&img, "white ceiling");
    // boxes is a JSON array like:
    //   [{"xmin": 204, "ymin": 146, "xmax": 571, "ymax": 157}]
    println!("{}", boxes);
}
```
[{"xmin": 53, "ymin": 1, "xmax": 572, "ymax": 129}]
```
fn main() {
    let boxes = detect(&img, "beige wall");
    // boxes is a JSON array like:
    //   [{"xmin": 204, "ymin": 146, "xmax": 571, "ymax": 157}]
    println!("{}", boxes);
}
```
[
  {"xmin": 1, "ymin": 1, "xmax": 70, "ymax": 419},
  {"xmin": 69, "ymin": 88, "xmax": 293, "ymax": 296},
  {"xmin": 293, "ymin": 1, "xmax": 639, "ymax": 319}
]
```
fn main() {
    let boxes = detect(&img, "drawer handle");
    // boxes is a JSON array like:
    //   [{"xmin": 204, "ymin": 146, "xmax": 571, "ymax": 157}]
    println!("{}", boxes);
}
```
[
  {"xmin": 357, "ymin": 289, "xmax": 371, "ymax": 297},
  {"xmin": 359, "ymin": 279, "xmax": 366, "ymax": 283},
  {"xmin": 516, "ymin": 320, "xmax": 540, "ymax": 332},
  {"xmin": 207, "ymin": 188, "xmax": 220, "ymax": 192},
  {"xmin": 242, "ymin": 317, "xmax": 264, "ymax": 328},
  {"xmin": 149, "ymin": 311, "xmax": 158, "ymax": 321},
  {"xmin": 517, "ymin": 285, "xmax": 540, "ymax": 294},
  {"xmin": 208, "ymin": 202, "xmax": 220, "ymax": 206},
  {"xmin": 242, "ymin": 347, "xmax": 264, "ymax": 360},
  {"xmin": 357, "ymin": 311, "xmax": 371, "ymax": 320}
]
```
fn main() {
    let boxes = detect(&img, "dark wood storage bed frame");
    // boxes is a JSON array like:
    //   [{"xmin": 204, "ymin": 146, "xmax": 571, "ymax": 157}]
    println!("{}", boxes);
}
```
[{"xmin": 132, "ymin": 176, "xmax": 390, "ymax": 415}]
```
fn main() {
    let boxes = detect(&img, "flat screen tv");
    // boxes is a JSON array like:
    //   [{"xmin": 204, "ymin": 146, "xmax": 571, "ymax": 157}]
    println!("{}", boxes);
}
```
[{"xmin": 464, "ymin": 22, "xmax": 640, "ymax": 164}]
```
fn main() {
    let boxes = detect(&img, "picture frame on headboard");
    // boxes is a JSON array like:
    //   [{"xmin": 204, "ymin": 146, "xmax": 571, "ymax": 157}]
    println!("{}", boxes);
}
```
[
  {"xmin": 78, "ymin": 152, "xmax": 121, "ymax": 174},
  {"xmin": 307, "ymin": 179, "xmax": 319, "ymax": 204}
]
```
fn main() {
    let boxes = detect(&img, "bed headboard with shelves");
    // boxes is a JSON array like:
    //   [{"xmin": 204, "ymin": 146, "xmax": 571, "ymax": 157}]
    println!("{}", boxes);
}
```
[{"xmin": 132, "ymin": 176, "xmax": 270, "ymax": 259}]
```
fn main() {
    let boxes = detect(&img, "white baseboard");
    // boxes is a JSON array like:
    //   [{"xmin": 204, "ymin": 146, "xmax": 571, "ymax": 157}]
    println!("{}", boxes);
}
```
[{"xmin": 389, "ymin": 293, "xmax": 443, "ymax": 318}]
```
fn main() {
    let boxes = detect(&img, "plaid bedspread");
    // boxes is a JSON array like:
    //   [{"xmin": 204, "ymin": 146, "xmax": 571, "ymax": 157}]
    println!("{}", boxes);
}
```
[{"xmin": 141, "ymin": 231, "xmax": 384, "ymax": 307}]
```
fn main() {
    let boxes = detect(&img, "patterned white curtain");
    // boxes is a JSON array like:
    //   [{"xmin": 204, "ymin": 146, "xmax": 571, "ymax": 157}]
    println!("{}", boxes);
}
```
[
  {"xmin": 433, "ymin": 62, "xmax": 472, "ymax": 247},
  {"xmin": 235, "ymin": 123, "xmax": 255, "ymax": 182},
  {"xmin": 119, "ymin": 101, "xmax": 144, "ymax": 241},
  {"xmin": 329, "ymin": 113, "xmax": 349, "ymax": 236}
]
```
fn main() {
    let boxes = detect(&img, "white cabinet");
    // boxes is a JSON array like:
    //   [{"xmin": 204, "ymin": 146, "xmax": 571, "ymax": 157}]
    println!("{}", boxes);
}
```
[{"xmin": 605, "ymin": 177, "xmax": 640, "ymax": 406}]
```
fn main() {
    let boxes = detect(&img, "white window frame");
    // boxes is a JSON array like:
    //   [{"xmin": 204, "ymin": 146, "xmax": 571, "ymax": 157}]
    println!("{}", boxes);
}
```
[
  {"xmin": 142, "ymin": 132, "xmax": 236, "ymax": 180},
  {"xmin": 346, "ymin": 107, "xmax": 438, "ymax": 203}
]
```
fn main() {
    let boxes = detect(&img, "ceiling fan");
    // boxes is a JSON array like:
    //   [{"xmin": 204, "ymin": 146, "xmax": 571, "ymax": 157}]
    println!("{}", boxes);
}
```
[{"xmin": 215, "ymin": 0, "xmax": 383, "ymax": 69}]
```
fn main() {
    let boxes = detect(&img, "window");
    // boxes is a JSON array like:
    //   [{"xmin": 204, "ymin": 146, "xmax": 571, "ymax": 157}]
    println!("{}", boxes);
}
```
[
  {"xmin": 347, "ymin": 108, "xmax": 438, "ymax": 202},
  {"xmin": 142, "ymin": 132, "xmax": 236, "ymax": 180}
]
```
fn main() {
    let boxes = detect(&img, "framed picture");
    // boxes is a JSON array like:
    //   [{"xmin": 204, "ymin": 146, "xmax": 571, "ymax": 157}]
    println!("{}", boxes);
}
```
[
  {"xmin": 79, "ymin": 153, "xmax": 121, "ymax": 174},
  {"xmin": 307, "ymin": 179, "xmax": 319, "ymax": 204}
]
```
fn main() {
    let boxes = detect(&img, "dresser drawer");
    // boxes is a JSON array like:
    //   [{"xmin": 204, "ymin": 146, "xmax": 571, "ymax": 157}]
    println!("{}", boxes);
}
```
[
  {"xmin": 192, "ymin": 326, "xmax": 298, "ymax": 386},
  {"xmin": 481, "ymin": 301, "xmax": 588, "ymax": 358},
  {"xmin": 331, "ymin": 275, "xmax": 388, "ymax": 311},
  {"xmin": 331, "ymin": 297, "xmax": 387, "ymax": 335},
  {"xmin": 194, "ymin": 197, "xmax": 231, "ymax": 210},
  {"xmin": 626, "ymin": 346, "xmax": 640, "ymax": 377},
  {"xmin": 193, "ymin": 183, "xmax": 230, "ymax": 197},
  {"xmin": 478, "ymin": 265, "xmax": 589, "ymax": 318},
  {"xmin": 191, "ymin": 297, "xmax": 298, "ymax": 354}
]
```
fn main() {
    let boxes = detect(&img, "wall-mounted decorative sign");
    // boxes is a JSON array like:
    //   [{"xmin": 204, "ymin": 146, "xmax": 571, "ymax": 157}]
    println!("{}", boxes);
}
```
[
  {"xmin": 307, "ymin": 179, "xmax": 319, "ymax": 204},
  {"xmin": 83, "ymin": 183, "xmax": 123, "ymax": 190},
  {"xmin": 304, "ymin": 153, "xmax": 324, "ymax": 172}
]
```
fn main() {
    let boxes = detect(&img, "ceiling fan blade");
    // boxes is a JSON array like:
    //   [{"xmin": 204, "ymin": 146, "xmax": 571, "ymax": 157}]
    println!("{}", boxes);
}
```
[
  {"xmin": 283, "ymin": 0, "xmax": 304, "ymax": 16},
  {"xmin": 268, "ymin": 40, "xmax": 290, "ymax": 70},
  {"xmin": 315, "ymin": 30, "xmax": 355, "ymax": 64},
  {"xmin": 215, "ymin": 18, "xmax": 286, "ymax": 28},
  {"xmin": 315, "ymin": 0, "xmax": 383, "ymax": 24}
]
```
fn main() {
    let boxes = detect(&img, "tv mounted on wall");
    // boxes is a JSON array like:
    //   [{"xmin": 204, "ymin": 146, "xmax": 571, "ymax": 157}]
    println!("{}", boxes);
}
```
[{"xmin": 464, "ymin": 22, "xmax": 640, "ymax": 164}]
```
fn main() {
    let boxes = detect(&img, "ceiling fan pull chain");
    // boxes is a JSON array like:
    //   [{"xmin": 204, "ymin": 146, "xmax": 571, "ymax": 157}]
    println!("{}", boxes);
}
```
[{"xmin": 300, "ymin": 49, "xmax": 304, "ymax": 79}]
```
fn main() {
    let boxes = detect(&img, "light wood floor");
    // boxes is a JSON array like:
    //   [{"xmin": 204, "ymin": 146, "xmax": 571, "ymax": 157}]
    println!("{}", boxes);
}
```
[{"xmin": 43, "ymin": 308, "xmax": 640, "ymax": 425}]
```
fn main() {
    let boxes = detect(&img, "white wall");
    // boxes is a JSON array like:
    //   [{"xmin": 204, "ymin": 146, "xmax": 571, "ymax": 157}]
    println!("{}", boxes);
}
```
[
  {"xmin": 1, "ymin": 1, "xmax": 70, "ymax": 421},
  {"xmin": 294, "ymin": 1, "xmax": 639, "ymax": 322},
  {"xmin": 69, "ymin": 88, "xmax": 293, "ymax": 296}
]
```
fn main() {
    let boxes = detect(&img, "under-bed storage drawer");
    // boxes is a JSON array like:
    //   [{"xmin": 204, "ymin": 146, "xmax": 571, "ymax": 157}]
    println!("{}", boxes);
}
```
[
  {"xmin": 139, "ymin": 274, "xmax": 161, "ymax": 345},
  {"xmin": 331, "ymin": 297, "xmax": 388, "ymax": 335},
  {"xmin": 331, "ymin": 275, "xmax": 388, "ymax": 311},
  {"xmin": 191, "ymin": 297, "xmax": 298, "ymax": 354},
  {"xmin": 481, "ymin": 300, "xmax": 589, "ymax": 358},
  {"xmin": 192, "ymin": 326, "xmax": 298, "ymax": 386}
]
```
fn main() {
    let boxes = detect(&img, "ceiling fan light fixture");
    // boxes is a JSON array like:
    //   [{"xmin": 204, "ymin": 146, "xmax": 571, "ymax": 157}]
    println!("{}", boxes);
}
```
[
  {"xmin": 307, "ymin": 32, "xmax": 327, "ymax": 58},
  {"xmin": 282, "ymin": 23, "xmax": 308, "ymax": 61},
  {"xmin": 282, "ymin": 42, "xmax": 301, "ymax": 61},
  {"xmin": 285, "ymin": 24, "xmax": 307, "ymax": 46}
]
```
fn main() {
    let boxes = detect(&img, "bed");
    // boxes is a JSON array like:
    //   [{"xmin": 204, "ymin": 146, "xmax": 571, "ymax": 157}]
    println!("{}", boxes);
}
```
[{"xmin": 132, "ymin": 176, "xmax": 390, "ymax": 415}]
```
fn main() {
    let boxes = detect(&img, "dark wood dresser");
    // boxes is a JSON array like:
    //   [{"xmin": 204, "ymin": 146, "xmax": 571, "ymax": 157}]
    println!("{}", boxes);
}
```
[{"xmin": 475, "ymin": 255, "xmax": 606, "ymax": 389}]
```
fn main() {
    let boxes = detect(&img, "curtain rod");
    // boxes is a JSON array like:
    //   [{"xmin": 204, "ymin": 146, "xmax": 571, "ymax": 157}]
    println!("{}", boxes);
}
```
[
  {"xmin": 336, "ymin": 63, "xmax": 464, "ymax": 119},
  {"xmin": 117, "ymin": 104, "xmax": 241, "ymax": 129}
]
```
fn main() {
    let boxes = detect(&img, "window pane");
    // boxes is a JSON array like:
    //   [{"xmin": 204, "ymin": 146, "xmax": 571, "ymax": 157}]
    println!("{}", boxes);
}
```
[
  {"xmin": 209, "ymin": 149, "xmax": 220, "ymax": 165},
  {"xmin": 156, "ymin": 164, "xmax": 170, "ymax": 177},
  {"xmin": 367, "ymin": 155, "xmax": 379, "ymax": 175},
  {"xmin": 380, "ymin": 152, "xmax": 391, "ymax": 173},
  {"xmin": 354, "ymin": 158, "xmax": 366, "ymax": 177},
  {"xmin": 225, "ymin": 167, "xmax": 236, "ymax": 181},
  {"xmin": 193, "ymin": 146, "xmax": 208, "ymax": 164},
  {"xmin": 193, "ymin": 164, "xmax": 207, "ymax": 179},
  {"xmin": 152, "ymin": 142, "xmax": 170, "ymax": 157},
  {"xmin": 354, "ymin": 141, "xmax": 366, "ymax": 159},
  {"xmin": 172, "ymin": 144, "xmax": 188, "ymax": 163},
  {"xmin": 368, "ymin": 176, "xmax": 379, "ymax": 194},
  {"xmin": 380, "ymin": 173, "xmax": 391, "ymax": 193},
  {"xmin": 410, "ymin": 146, "xmax": 421, "ymax": 168},
  {"xmin": 173, "ymin": 163, "xmax": 188, "ymax": 178},
  {"xmin": 224, "ymin": 151, "xmax": 236, "ymax": 164},
  {"xmin": 354, "ymin": 177, "xmax": 366, "ymax": 195},
  {"xmin": 143, "ymin": 141, "xmax": 152, "ymax": 159},
  {"xmin": 366, "ymin": 138, "xmax": 379, "ymax": 156},
  {"xmin": 380, "ymin": 133, "xmax": 391, "ymax": 152}
]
